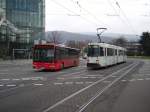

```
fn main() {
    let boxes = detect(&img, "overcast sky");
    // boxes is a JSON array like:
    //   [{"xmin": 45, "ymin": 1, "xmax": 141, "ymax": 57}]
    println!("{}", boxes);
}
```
[{"xmin": 46, "ymin": 0, "xmax": 150, "ymax": 35}]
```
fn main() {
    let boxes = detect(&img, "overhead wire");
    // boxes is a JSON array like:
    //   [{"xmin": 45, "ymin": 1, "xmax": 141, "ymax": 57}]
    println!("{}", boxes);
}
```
[
  {"xmin": 113, "ymin": 0, "xmax": 138, "ymax": 34},
  {"xmin": 50, "ymin": 0, "xmax": 100, "ymax": 27},
  {"xmin": 70, "ymin": 0, "xmax": 109, "ymax": 27},
  {"xmin": 107, "ymin": 0, "xmax": 137, "ymax": 34}
]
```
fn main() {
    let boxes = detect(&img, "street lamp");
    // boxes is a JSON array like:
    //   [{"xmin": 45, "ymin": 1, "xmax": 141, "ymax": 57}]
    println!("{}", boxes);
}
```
[{"xmin": 97, "ymin": 28, "xmax": 107, "ymax": 43}]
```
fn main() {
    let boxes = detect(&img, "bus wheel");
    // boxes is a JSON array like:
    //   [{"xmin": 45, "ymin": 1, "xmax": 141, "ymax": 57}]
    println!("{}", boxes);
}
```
[
  {"xmin": 74, "ymin": 61, "xmax": 77, "ymax": 67},
  {"xmin": 61, "ymin": 63, "xmax": 64, "ymax": 70}
]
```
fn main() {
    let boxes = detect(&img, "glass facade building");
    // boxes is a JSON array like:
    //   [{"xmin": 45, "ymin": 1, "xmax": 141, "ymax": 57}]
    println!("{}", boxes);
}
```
[{"xmin": 0, "ymin": 0, "xmax": 45, "ymax": 58}]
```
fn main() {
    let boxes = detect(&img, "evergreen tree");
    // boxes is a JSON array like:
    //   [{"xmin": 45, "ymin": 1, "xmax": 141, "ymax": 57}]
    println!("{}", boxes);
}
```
[{"xmin": 139, "ymin": 32, "xmax": 150, "ymax": 56}]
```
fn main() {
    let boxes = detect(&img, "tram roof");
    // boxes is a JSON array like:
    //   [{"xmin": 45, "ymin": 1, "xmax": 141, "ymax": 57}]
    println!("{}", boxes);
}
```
[{"xmin": 88, "ymin": 43, "xmax": 126, "ymax": 50}]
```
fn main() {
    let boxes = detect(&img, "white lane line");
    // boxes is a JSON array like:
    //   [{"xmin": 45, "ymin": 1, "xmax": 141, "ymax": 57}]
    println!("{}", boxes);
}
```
[
  {"xmin": 103, "ymin": 80, "xmax": 111, "ymax": 83},
  {"xmin": 0, "ymin": 69, "xmax": 9, "ymax": 72},
  {"xmin": 42, "ymin": 63, "xmax": 135, "ymax": 112},
  {"xmin": 129, "ymin": 79, "xmax": 136, "ymax": 82},
  {"xmin": 54, "ymin": 83, "xmax": 63, "ymax": 85},
  {"xmin": 12, "ymin": 79, "xmax": 20, "ymax": 81},
  {"xmin": 121, "ymin": 80, "xmax": 127, "ymax": 82},
  {"xmin": 33, "ymin": 84, "xmax": 44, "ymax": 86},
  {"xmin": 137, "ymin": 79, "xmax": 144, "ymax": 81},
  {"xmin": 85, "ymin": 82, "xmax": 94, "ymax": 84},
  {"xmin": 111, "ymin": 76, "xmax": 117, "ymax": 77},
  {"xmin": 31, "ymin": 78, "xmax": 39, "ymax": 81},
  {"xmin": 72, "ymin": 77, "xmax": 81, "ymax": 79},
  {"xmin": 81, "ymin": 77, "xmax": 89, "ymax": 79},
  {"xmin": 85, "ymin": 75, "xmax": 103, "ymax": 77},
  {"xmin": 19, "ymin": 84, "xmax": 25, "ymax": 87},
  {"xmin": 22, "ymin": 78, "xmax": 30, "ymax": 80},
  {"xmin": 21, "ymin": 77, "xmax": 45, "ymax": 81},
  {"xmin": 0, "ymin": 85, "xmax": 4, "ymax": 87},
  {"xmin": 145, "ymin": 78, "xmax": 150, "ymax": 80},
  {"xmin": 62, "ymin": 70, "xmax": 86, "ymax": 77},
  {"xmin": 0, "ymin": 73, "xmax": 8, "ymax": 75},
  {"xmin": 75, "ymin": 82, "xmax": 84, "ymax": 85},
  {"xmin": 57, "ymin": 77, "xmax": 65, "ymax": 80},
  {"xmin": 90, "ymin": 77, "xmax": 97, "ymax": 79},
  {"xmin": 98, "ymin": 77, "xmax": 103, "ymax": 79},
  {"xmin": 6, "ymin": 84, "xmax": 16, "ymax": 87},
  {"xmin": 1, "ymin": 79, "xmax": 10, "ymax": 81},
  {"xmin": 65, "ymin": 82, "xmax": 73, "ymax": 85}
]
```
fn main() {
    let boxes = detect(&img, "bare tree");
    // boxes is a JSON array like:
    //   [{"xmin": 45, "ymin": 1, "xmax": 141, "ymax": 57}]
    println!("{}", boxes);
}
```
[
  {"xmin": 110, "ymin": 36, "xmax": 127, "ymax": 47},
  {"xmin": 47, "ymin": 31, "xmax": 62, "ymax": 44},
  {"xmin": 66, "ymin": 40, "xmax": 92, "ymax": 49}
]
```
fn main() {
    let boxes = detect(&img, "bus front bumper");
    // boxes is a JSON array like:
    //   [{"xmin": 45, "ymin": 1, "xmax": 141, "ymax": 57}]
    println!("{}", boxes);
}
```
[{"xmin": 33, "ymin": 62, "xmax": 59, "ymax": 70}]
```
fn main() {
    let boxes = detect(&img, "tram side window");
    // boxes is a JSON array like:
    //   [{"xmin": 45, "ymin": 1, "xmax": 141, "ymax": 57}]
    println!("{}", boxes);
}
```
[
  {"xmin": 119, "ymin": 50, "xmax": 124, "ymax": 56},
  {"xmin": 107, "ymin": 48, "xmax": 114, "ymax": 56},
  {"xmin": 124, "ymin": 51, "xmax": 126, "ymax": 56},
  {"xmin": 99, "ymin": 47, "xmax": 104, "ymax": 56},
  {"xmin": 115, "ymin": 49, "xmax": 118, "ymax": 56}
]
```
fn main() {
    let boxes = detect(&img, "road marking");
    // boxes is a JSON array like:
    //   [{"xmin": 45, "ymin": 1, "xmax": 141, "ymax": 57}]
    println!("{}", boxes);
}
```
[
  {"xmin": 1, "ymin": 79, "xmax": 10, "ymax": 81},
  {"xmin": 0, "ymin": 73, "xmax": 8, "ymax": 75},
  {"xmin": 62, "ymin": 70, "xmax": 86, "ymax": 77},
  {"xmin": 42, "ymin": 63, "xmax": 136, "ymax": 112},
  {"xmin": 12, "ymin": 79, "xmax": 20, "ymax": 81},
  {"xmin": 137, "ymin": 79, "xmax": 144, "ymax": 81},
  {"xmin": 81, "ymin": 77, "xmax": 89, "ymax": 79},
  {"xmin": 129, "ymin": 79, "xmax": 136, "ymax": 82},
  {"xmin": 65, "ymin": 82, "xmax": 73, "ymax": 85},
  {"xmin": 90, "ymin": 77, "xmax": 96, "ymax": 79},
  {"xmin": 71, "ymin": 77, "xmax": 80, "ymax": 79},
  {"xmin": 145, "ymin": 78, "xmax": 150, "ymax": 80},
  {"xmin": 0, "ymin": 85, "xmax": 4, "ymax": 87},
  {"xmin": 54, "ymin": 83, "xmax": 63, "ymax": 85},
  {"xmin": 31, "ymin": 78, "xmax": 39, "ymax": 81},
  {"xmin": 6, "ymin": 84, "xmax": 16, "ymax": 87},
  {"xmin": 19, "ymin": 84, "xmax": 25, "ymax": 87},
  {"xmin": 75, "ymin": 82, "xmax": 84, "ymax": 84},
  {"xmin": 33, "ymin": 84, "xmax": 44, "ymax": 86},
  {"xmin": 121, "ymin": 80, "xmax": 127, "ymax": 82},
  {"xmin": 85, "ymin": 82, "xmax": 94, "ymax": 84},
  {"xmin": 111, "ymin": 75, "xmax": 117, "ymax": 77},
  {"xmin": 22, "ymin": 78, "xmax": 30, "ymax": 80},
  {"xmin": 85, "ymin": 75, "xmax": 103, "ymax": 77},
  {"xmin": 103, "ymin": 80, "xmax": 111, "ymax": 83},
  {"xmin": 57, "ymin": 77, "xmax": 65, "ymax": 80}
]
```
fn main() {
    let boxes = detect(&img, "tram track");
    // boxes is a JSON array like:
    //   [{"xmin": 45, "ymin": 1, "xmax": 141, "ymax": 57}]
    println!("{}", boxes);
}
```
[{"xmin": 42, "ymin": 62, "xmax": 138, "ymax": 112}]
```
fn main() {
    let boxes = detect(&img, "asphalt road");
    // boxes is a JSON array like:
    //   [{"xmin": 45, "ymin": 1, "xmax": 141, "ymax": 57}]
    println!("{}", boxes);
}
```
[{"xmin": 0, "ymin": 59, "xmax": 150, "ymax": 112}]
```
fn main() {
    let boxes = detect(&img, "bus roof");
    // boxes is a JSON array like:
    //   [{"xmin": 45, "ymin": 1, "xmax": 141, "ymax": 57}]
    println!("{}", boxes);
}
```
[{"xmin": 34, "ymin": 43, "xmax": 80, "ymax": 51}]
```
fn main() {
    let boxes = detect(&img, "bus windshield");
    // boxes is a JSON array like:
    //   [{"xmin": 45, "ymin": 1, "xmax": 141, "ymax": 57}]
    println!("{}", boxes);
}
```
[
  {"xmin": 88, "ymin": 45, "xmax": 99, "ymax": 57},
  {"xmin": 33, "ymin": 48, "xmax": 54, "ymax": 62}
]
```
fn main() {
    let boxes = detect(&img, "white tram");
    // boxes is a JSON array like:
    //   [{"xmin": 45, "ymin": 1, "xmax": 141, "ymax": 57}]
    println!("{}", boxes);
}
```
[{"xmin": 87, "ymin": 43, "xmax": 127, "ymax": 68}]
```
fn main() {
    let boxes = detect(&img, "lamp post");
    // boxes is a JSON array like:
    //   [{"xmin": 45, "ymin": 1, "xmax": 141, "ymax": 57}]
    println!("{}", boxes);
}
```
[{"xmin": 97, "ymin": 28, "xmax": 107, "ymax": 43}]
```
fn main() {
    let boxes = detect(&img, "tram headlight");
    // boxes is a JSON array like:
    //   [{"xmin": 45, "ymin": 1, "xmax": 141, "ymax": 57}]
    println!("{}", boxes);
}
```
[
  {"xmin": 87, "ymin": 59, "xmax": 89, "ymax": 63},
  {"xmin": 96, "ymin": 60, "xmax": 99, "ymax": 64}
]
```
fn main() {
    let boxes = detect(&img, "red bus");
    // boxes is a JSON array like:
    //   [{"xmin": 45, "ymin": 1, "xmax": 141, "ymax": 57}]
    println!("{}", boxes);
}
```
[{"xmin": 32, "ymin": 44, "xmax": 80, "ymax": 71}]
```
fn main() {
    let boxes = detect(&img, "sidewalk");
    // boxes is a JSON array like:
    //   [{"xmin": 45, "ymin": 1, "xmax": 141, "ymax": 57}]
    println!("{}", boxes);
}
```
[{"xmin": 0, "ymin": 59, "xmax": 32, "ymax": 65}]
